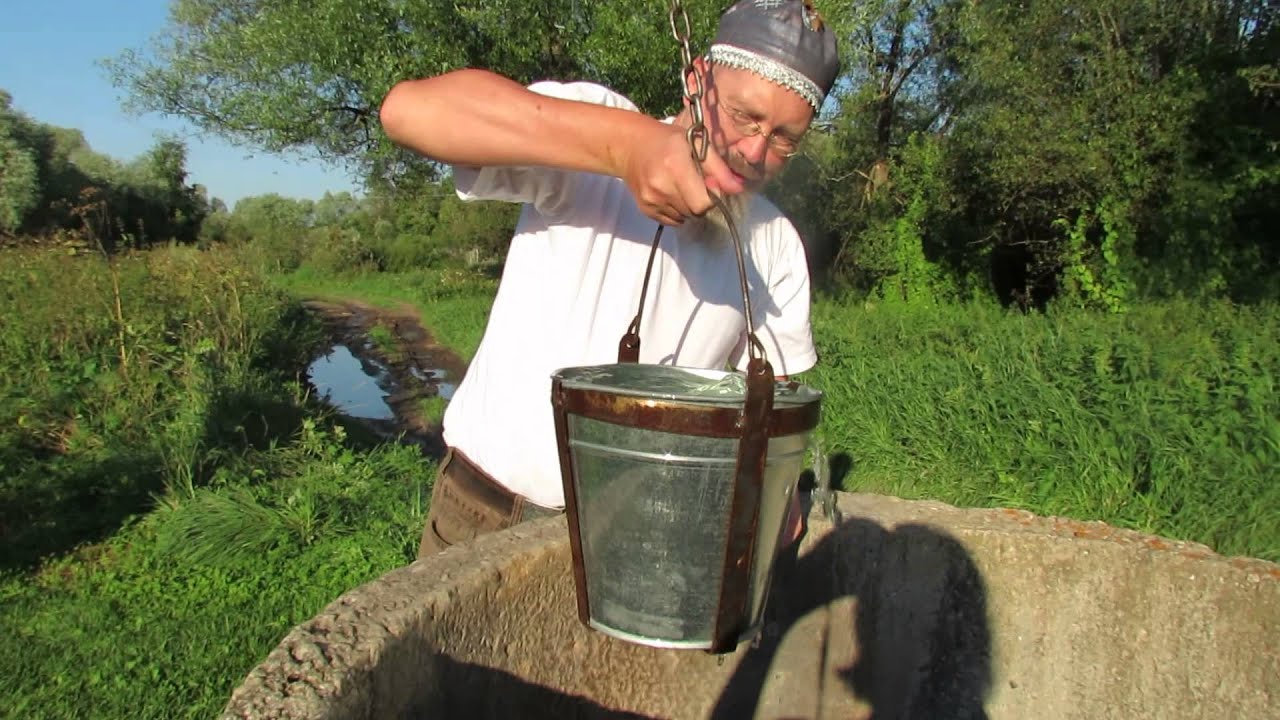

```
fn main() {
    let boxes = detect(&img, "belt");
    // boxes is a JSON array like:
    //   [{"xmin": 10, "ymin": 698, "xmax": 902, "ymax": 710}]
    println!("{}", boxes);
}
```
[
  {"xmin": 445, "ymin": 449, "xmax": 562, "ymax": 523},
  {"xmin": 447, "ymin": 448, "xmax": 524, "ymax": 519}
]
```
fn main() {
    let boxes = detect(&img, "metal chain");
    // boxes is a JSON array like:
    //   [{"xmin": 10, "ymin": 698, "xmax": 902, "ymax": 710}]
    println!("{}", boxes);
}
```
[
  {"xmin": 666, "ymin": 0, "xmax": 765, "ymax": 364},
  {"xmin": 668, "ymin": 0, "xmax": 709, "ymax": 164}
]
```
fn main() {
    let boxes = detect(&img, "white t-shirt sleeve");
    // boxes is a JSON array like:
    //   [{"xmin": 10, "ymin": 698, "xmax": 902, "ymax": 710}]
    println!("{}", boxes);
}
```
[
  {"xmin": 452, "ymin": 81, "xmax": 639, "ymax": 217},
  {"xmin": 732, "ymin": 221, "xmax": 818, "ymax": 377}
]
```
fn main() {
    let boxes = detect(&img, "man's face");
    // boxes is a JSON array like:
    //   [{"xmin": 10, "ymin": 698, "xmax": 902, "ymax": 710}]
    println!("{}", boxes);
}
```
[{"xmin": 697, "ymin": 61, "xmax": 815, "ymax": 193}]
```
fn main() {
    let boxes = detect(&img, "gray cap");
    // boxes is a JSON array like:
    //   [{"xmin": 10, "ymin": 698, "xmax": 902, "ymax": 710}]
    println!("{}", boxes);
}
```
[{"xmin": 706, "ymin": 0, "xmax": 840, "ymax": 110}]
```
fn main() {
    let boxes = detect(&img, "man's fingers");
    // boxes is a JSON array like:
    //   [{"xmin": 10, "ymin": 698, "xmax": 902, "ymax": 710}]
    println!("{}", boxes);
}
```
[
  {"xmin": 699, "ymin": 149, "xmax": 746, "ymax": 197},
  {"xmin": 641, "ymin": 202, "xmax": 685, "ymax": 227},
  {"xmin": 675, "ymin": 169, "xmax": 716, "ymax": 218}
]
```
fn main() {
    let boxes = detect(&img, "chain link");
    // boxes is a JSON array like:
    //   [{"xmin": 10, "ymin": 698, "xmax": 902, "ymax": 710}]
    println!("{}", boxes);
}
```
[
  {"xmin": 665, "ymin": 0, "xmax": 763, "ymax": 363},
  {"xmin": 668, "ymin": 0, "xmax": 709, "ymax": 164}
]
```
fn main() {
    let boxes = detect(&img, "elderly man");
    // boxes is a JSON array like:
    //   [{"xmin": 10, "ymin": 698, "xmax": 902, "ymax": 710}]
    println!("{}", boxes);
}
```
[{"xmin": 380, "ymin": 0, "xmax": 840, "ymax": 557}]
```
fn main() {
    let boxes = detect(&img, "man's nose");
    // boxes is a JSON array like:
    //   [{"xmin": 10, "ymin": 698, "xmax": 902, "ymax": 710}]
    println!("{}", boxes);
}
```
[{"xmin": 737, "ymin": 132, "xmax": 769, "ymax": 165}]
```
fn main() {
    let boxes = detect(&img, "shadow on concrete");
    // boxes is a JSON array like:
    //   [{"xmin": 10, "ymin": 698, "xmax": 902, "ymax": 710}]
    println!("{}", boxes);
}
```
[
  {"xmin": 427, "ymin": 656, "xmax": 659, "ymax": 719},
  {"xmin": 712, "ymin": 497, "xmax": 994, "ymax": 719}
]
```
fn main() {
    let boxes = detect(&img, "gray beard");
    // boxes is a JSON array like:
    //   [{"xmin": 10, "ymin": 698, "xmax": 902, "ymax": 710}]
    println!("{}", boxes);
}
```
[{"xmin": 685, "ymin": 191, "xmax": 753, "ymax": 245}]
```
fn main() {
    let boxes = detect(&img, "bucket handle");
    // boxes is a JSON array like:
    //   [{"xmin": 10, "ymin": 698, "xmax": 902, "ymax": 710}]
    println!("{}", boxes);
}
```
[
  {"xmin": 615, "ymin": 206, "xmax": 777, "ymax": 653},
  {"xmin": 616, "ymin": 209, "xmax": 769, "ymax": 372}
]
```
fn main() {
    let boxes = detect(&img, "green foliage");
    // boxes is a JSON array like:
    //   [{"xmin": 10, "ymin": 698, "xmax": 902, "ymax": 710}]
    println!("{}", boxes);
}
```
[
  {"xmin": 432, "ymin": 193, "xmax": 521, "ymax": 265},
  {"xmin": 0, "ymin": 92, "xmax": 41, "ymax": 233},
  {"xmin": 769, "ymin": 0, "xmax": 1278, "ymax": 305},
  {"xmin": 305, "ymin": 225, "xmax": 385, "ymax": 275},
  {"xmin": 0, "ymin": 242, "xmax": 429, "ymax": 718},
  {"xmin": 93, "ymin": 0, "xmax": 1278, "ymax": 305},
  {"xmin": 5, "ymin": 224, "xmax": 1277, "ymax": 719},
  {"xmin": 939, "ymin": 0, "xmax": 1277, "ymax": 302},
  {"xmin": 222, "ymin": 193, "xmax": 316, "ymax": 271},
  {"xmin": 153, "ymin": 419, "xmax": 429, "ymax": 565},
  {"xmin": 1055, "ymin": 195, "xmax": 1136, "ymax": 312},
  {"xmin": 0, "ymin": 89, "xmax": 209, "ymax": 246},
  {"xmin": 0, "ymin": 244, "xmax": 324, "ymax": 567},
  {"xmin": 365, "ymin": 321, "xmax": 392, "ymax": 348},
  {"xmin": 108, "ymin": 0, "xmax": 720, "ymax": 179},
  {"xmin": 417, "ymin": 394, "xmax": 449, "ymax": 427},
  {"xmin": 856, "ymin": 133, "xmax": 959, "ymax": 304},
  {"xmin": 1, "ymin": 425, "xmax": 427, "ymax": 717},
  {"xmin": 377, "ymin": 231, "xmax": 445, "ymax": 271},
  {"xmin": 805, "ymin": 298, "xmax": 1280, "ymax": 562}
]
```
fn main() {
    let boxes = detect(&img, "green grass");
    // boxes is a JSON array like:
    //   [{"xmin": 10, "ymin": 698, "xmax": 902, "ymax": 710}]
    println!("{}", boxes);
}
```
[
  {"xmin": 417, "ymin": 394, "xmax": 449, "ymax": 426},
  {"xmin": 2, "ymin": 242, "xmax": 1276, "ymax": 719},
  {"xmin": 803, "ymin": 297, "xmax": 1280, "ymax": 561},
  {"xmin": 367, "ymin": 321, "xmax": 399, "ymax": 356},
  {"xmin": 281, "ymin": 259, "xmax": 1279, "ymax": 561},
  {"xmin": 0, "ymin": 430, "xmax": 430, "ymax": 718},
  {"xmin": 275, "ymin": 261, "xmax": 1280, "ymax": 561},
  {"xmin": 0, "ymin": 245, "xmax": 432, "ymax": 719}
]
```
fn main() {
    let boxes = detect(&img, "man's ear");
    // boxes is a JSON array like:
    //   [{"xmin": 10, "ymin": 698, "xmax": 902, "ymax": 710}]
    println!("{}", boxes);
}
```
[{"xmin": 684, "ymin": 57, "xmax": 712, "ymax": 106}]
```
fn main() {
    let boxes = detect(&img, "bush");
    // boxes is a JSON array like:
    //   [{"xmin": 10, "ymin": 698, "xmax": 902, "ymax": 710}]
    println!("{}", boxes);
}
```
[
  {"xmin": 377, "ymin": 232, "xmax": 445, "ymax": 272},
  {"xmin": 805, "ymin": 297, "xmax": 1279, "ymax": 561}
]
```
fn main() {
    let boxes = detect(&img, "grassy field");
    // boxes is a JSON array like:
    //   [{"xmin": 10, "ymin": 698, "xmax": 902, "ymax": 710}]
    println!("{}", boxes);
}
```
[
  {"xmin": 281, "ymin": 264, "xmax": 1279, "ymax": 561},
  {"xmin": 0, "ymin": 246, "xmax": 434, "ymax": 718},
  {"xmin": 805, "ymin": 297, "xmax": 1279, "ymax": 562},
  {"xmin": 1, "ymin": 243, "xmax": 1275, "ymax": 718}
]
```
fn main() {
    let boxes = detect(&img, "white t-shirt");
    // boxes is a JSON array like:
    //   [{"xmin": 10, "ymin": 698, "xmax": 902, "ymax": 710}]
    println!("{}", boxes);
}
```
[{"xmin": 441, "ymin": 81, "xmax": 817, "ymax": 508}]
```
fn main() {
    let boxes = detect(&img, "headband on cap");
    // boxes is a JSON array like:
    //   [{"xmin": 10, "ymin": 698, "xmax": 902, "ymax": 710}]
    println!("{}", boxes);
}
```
[{"xmin": 705, "ymin": 0, "xmax": 840, "ymax": 110}]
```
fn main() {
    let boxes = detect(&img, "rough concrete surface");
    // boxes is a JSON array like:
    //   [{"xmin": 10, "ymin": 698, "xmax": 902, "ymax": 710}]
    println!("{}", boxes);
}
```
[{"xmin": 222, "ymin": 492, "xmax": 1279, "ymax": 719}]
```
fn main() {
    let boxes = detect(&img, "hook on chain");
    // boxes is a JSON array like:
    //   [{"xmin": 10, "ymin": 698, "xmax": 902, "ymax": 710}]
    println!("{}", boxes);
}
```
[{"xmin": 661, "ymin": 0, "xmax": 766, "ymax": 369}]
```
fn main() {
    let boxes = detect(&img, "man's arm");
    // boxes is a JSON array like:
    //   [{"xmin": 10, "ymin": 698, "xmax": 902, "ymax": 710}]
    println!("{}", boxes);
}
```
[{"xmin": 379, "ymin": 69, "xmax": 743, "ymax": 226}]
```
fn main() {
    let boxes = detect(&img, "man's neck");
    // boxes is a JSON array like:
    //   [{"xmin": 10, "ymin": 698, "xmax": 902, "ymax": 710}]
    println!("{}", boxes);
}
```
[{"xmin": 672, "ymin": 106, "xmax": 693, "ymax": 131}]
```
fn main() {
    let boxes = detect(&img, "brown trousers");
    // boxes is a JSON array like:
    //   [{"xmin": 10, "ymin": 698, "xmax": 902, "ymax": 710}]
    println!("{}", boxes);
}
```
[{"xmin": 418, "ymin": 448, "xmax": 562, "ymax": 558}]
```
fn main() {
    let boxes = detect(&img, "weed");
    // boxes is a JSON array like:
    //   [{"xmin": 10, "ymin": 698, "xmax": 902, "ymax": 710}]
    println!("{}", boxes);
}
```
[
  {"xmin": 0, "ymin": 244, "xmax": 433, "ymax": 719},
  {"xmin": 804, "ymin": 297, "xmax": 1279, "ymax": 561}
]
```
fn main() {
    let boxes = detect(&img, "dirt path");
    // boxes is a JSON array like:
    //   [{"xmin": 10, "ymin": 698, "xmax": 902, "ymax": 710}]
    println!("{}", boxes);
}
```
[{"xmin": 302, "ymin": 298, "xmax": 469, "ymax": 459}]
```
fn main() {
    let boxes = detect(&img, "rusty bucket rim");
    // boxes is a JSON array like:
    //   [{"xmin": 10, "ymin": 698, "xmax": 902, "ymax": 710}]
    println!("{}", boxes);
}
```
[{"xmin": 551, "ymin": 363, "xmax": 823, "ymax": 409}]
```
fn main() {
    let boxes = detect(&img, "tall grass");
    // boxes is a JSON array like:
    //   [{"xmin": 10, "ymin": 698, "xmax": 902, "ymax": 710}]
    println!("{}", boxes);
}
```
[
  {"xmin": 1, "ymin": 246, "xmax": 314, "ymax": 566},
  {"xmin": 0, "ymin": 244, "xmax": 432, "ymax": 719},
  {"xmin": 278, "ymin": 259, "xmax": 1279, "ymax": 561},
  {"xmin": 3, "ymin": 238, "xmax": 1274, "ymax": 718},
  {"xmin": 804, "ymin": 298, "xmax": 1279, "ymax": 561}
]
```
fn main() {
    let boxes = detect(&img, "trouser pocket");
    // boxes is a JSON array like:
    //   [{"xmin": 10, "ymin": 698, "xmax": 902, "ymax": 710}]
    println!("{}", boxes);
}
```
[{"xmin": 419, "ymin": 450, "xmax": 512, "ymax": 556}]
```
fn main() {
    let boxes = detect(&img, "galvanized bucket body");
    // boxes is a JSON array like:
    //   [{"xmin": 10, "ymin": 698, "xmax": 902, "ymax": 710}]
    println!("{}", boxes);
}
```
[{"xmin": 551, "ymin": 364, "xmax": 822, "ymax": 651}]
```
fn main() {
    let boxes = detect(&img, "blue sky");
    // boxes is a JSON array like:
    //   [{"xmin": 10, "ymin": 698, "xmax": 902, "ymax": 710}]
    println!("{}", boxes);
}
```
[{"xmin": 0, "ymin": 0, "xmax": 360, "ymax": 207}]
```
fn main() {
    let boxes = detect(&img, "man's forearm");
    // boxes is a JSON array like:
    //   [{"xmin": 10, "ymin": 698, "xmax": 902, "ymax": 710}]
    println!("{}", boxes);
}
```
[{"xmin": 379, "ymin": 69, "xmax": 661, "ymax": 178}]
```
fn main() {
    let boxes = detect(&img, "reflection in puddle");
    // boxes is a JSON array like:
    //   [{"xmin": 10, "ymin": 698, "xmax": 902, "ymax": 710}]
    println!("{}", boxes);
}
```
[
  {"xmin": 407, "ymin": 365, "xmax": 458, "ymax": 400},
  {"xmin": 307, "ymin": 345, "xmax": 395, "ymax": 420}
]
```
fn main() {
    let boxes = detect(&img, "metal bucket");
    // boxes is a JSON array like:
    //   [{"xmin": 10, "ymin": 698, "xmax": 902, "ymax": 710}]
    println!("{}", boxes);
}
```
[
  {"xmin": 551, "ymin": 364, "xmax": 821, "ymax": 651},
  {"xmin": 545, "ymin": 193, "xmax": 823, "ymax": 652}
]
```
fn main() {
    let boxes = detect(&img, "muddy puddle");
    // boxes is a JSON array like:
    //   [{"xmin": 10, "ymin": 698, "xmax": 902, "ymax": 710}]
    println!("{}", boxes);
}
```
[
  {"xmin": 308, "ymin": 344, "xmax": 397, "ymax": 420},
  {"xmin": 302, "ymin": 299, "xmax": 467, "ymax": 459}
]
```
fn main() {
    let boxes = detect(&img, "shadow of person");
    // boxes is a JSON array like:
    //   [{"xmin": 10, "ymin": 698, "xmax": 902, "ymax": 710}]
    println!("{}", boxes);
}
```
[
  {"xmin": 712, "ymin": 502, "xmax": 993, "ymax": 719},
  {"xmin": 428, "ymin": 655, "xmax": 659, "ymax": 719}
]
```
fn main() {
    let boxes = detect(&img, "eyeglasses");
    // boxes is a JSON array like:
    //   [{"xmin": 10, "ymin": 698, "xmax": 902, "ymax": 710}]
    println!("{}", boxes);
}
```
[{"xmin": 722, "ymin": 105, "xmax": 804, "ymax": 158}]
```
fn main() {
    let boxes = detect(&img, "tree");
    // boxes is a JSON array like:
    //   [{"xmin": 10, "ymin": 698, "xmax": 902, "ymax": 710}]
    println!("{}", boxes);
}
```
[
  {"xmin": 107, "ymin": 0, "xmax": 720, "ymax": 184},
  {"xmin": 770, "ymin": 1, "xmax": 962, "ymax": 295},
  {"xmin": 312, "ymin": 191, "xmax": 364, "ymax": 228},
  {"xmin": 0, "ymin": 91, "xmax": 41, "ymax": 234},
  {"xmin": 942, "ymin": 0, "xmax": 1279, "ymax": 307}
]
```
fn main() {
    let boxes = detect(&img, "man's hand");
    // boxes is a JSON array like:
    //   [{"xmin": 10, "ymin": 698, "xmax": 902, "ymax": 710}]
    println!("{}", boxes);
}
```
[{"xmin": 621, "ymin": 124, "xmax": 746, "ymax": 227}]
